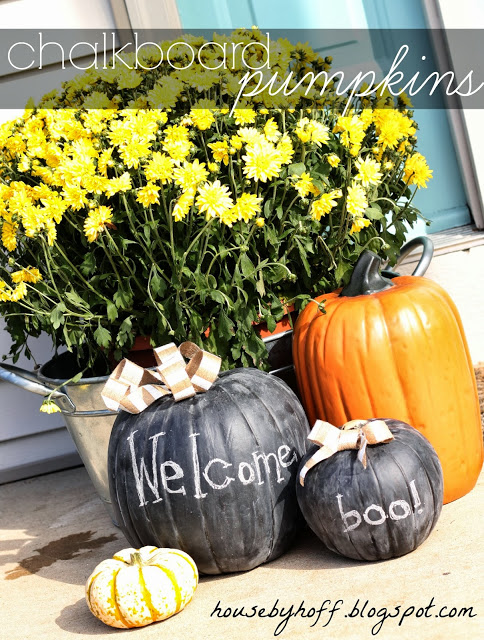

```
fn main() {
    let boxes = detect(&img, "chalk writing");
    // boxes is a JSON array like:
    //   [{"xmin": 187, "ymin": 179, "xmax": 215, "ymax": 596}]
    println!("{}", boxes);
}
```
[
  {"xmin": 337, "ymin": 479, "xmax": 423, "ymax": 533},
  {"xmin": 127, "ymin": 429, "xmax": 298, "ymax": 507}
]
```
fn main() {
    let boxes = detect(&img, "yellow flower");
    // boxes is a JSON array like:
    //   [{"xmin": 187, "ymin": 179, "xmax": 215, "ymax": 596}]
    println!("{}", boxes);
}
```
[
  {"xmin": 104, "ymin": 172, "xmax": 132, "ymax": 198},
  {"xmin": 296, "ymin": 118, "xmax": 329, "ymax": 145},
  {"xmin": 346, "ymin": 184, "xmax": 368, "ymax": 217},
  {"xmin": 277, "ymin": 134, "xmax": 294, "ymax": 164},
  {"xmin": 147, "ymin": 77, "xmax": 184, "ymax": 109},
  {"xmin": 162, "ymin": 139, "xmax": 192, "ymax": 162},
  {"xmin": 230, "ymin": 135, "xmax": 243, "ymax": 151},
  {"xmin": 404, "ymin": 152, "xmax": 433, "ymax": 188},
  {"xmin": 208, "ymin": 162, "xmax": 220, "ymax": 173},
  {"xmin": 354, "ymin": 156, "xmax": 383, "ymax": 188},
  {"xmin": 11, "ymin": 267, "xmax": 42, "ymax": 284},
  {"xmin": 374, "ymin": 110, "xmax": 414, "ymax": 151},
  {"xmin": 237, "ymin": 127, "xmax": 264, "ymax": 145},
  {"xmin": 173, "ymin": 159, "xmax": 209, "ymax": 189},
  {"xmin": 145, "ymin": 152, "xmax": 175, "ymax": 184},
  {"xmin": 208, "ymin": 141, "xmax": 229, "ymax": 166},
  {"xmin": 294, "ymin": 172, "xmax": 314, "ymax": 198},
  {"xmin": 196, "ymin": 180, "xmax": 234, "ymax": 219},
  {"xmin": 117, "ymin": 70, "xmax": 142, "ymax": 90},
  {"xmin": 40, "ymin": 399, "xmax": 61, "ymax": 414},
  {"xmin": 190, "ymin": 108, "xmax": 215, "ymax": 130},
  {"xmin": 350, "ymin": 217, "xmax": 371, "ymax": 234},
  {"xmin": 97, "ymin": 148, "xmax": 114, "ymax": 177},
  {"xmin": 83, "ymin": 92, "xmax": 113, "ymax": 109},
  {"xmin": 264, "ymin": 117, "xmax": 280, "ymax": 142},
  {"xmin": 327, "ymin": 154, "xmax": 340, "ymax": 168},
  {"xmin": 233, "ymin": 109, "xmax": 257, "ymax": 125},
  {"xmin": 229, "ymin": 193, "xmax": 263, "ymax": 223},
  {"xmin": 164, "ymin": 124, "xmax": 190, "ymax": 144},
  {"xmin": 242, "ymin": 139, "xmax": 283, "ymax": 183},
  {"xmin": 173, "ymin": 187, "xmax": 195, "ymax": 222},
  {"xmin": 334, "ymin": 114, "xmax": 367, "ymax": 156},
  {"xmin": 119, "ymin": 139, "xmax": 152, "ymax": 169},
  {"xmin": 83, "ymin": 205, "xmax": 113, "ymax": 242},
  {"xmin": 62, "ymin": 186, "xmax": 89, "ymax": 211},
  {"xmin": 2, "ymin": 222, "xmax": 18, "ymax": 251},
  {"xmin": 255, "ymin": 217, "xmax": 265, "ymax": 227},
  {"xmin": 9, "ymin": 281, "xmax": 27, "ymax": 301},
  {"xmin": 311, "ymin": 190, "xmax": 342, "ymax": 221},
  {"xmin": 137, "ymin": 182, "xmax": 160, "ymax": 207}
]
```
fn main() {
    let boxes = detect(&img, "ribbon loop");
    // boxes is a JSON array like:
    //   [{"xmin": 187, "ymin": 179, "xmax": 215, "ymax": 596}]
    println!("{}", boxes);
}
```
[
  {"xmin": 299, "ymin": 419, "xmax": 394, "ymax": 486},
  {"xmin": 101, "ymin": 341, "xmax": 221, "ymax": 414}
]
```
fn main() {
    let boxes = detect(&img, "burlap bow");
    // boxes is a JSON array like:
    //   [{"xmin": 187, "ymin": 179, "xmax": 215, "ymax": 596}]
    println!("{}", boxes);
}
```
[
  {"xmin": 101, "ymin": 341, "xmax": 221, "ymax": 414},
  {"xmin": 299, "ymin": 419, "xmax": 394, "ymax": 486}
]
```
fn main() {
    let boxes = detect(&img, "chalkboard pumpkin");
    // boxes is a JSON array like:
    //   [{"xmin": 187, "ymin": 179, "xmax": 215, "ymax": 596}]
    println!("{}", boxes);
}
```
[
  {"xmin": 293, "ymin": 250, "xmax": 483, "ymax": 504},
  {"xmin": 296, "ymin": 419, "xmax": 444, "ymax": 561},
  {"xmin": 109, "ymin": 368, "xmax": 309, "ymax": 574},
  {"xmin": 85, "ymin": 546, "xmax": 198, "ymax": 628}
]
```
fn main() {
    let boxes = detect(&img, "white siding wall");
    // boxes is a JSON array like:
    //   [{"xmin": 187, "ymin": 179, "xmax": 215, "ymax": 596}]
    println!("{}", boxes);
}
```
[{"xmin": 0, "ymin": 0, "xmax": 116, "ymax": 483}]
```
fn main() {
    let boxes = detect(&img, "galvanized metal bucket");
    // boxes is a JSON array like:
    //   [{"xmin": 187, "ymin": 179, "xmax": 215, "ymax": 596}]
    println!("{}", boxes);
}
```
[{"xmin": 0, "ymin": 352, "xmax": 118, "ymax": 522}]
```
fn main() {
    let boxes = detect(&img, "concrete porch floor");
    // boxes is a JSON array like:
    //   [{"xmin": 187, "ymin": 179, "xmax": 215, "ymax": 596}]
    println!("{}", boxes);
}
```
[{"xmin": 0, "ymin": 465, "xmax": 482, "ymax": 640}]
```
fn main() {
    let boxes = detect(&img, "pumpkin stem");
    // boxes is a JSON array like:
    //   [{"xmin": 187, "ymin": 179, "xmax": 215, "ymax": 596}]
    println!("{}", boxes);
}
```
[
  {"xmin": 340, "ymin": 251, "xmax": 394, "ymax": 297},
  {"xmin": 130, "ymin": 551, "xmax": 144, "ymax": 567}
]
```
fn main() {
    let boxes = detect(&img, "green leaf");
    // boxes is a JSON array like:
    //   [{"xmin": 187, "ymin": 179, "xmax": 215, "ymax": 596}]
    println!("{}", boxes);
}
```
[
  {"xmin": 256, "ymin": 277, "xmax": 265, "ymax": 297},
  {"xmin": 113, "ymin": 288, "xmax": 133, "ymax": 310},
  {"xmin": 218, "ymin": 311, "xmax": 235, "ymax": 340},
  {"xmin": 240, "ymin": 254, "xmax": 255, "ymax": 278},
  {"xmin": 80, "ymin": 252, "xmax": 96, "ymax": 276},
  {"xmin": 70, "ymin": 371, "xmax": 83, "ymax": 384},
  {"xmin": 94, "ymin": 323, "xmax": 111, "ymax": 349},
  {"xmin": 365, "ymin": 207, "xmax": 384, "ymax": 220},
  {"xmin": 263, "ymin": 200, "xmax": 273, "ymax": 217},
  {"xmin": 295, "ymin": 239, "xmax": 311, "ymax": 277},
  {"xmin": 106, "ymin": 301, "xmax": 118, "ymax": 322},
  {"xmin": 150, "ymin": 272, "xmax": 167, "ymax": 297},
  {"xmin": 335, "ymin": 261, "xmax": 352, "ymax": 283},
  {"xmin": 65, "ymin": 291, "xmax": 88, "ymax": 309},
  {"xmin": 270, "ymin": 263, "xmax": 289, "ymax": 283},
  {"xmin": 119, "ymin": 316, "xmax": 133, "ymax": 334},
  {"xmin": 288, "ymin": 162, "xmax": 306, "ymax": 177},
  {"xmin": 208, "ymin": 290, "xmax": 226, "ymax": 304},
  {"xmin": 50, "ymin": 303, "xmax": 66, "ymax": 330},
  {"xmin": 266, "ymin": 315, "xmax": 277, "ymax": 333}
]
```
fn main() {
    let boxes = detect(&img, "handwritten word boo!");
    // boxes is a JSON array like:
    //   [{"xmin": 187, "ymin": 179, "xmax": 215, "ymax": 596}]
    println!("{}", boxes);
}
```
[
  {"xmin": 127, "ymin": 429, "xmax": 298, "ymax": 507},
  {"xmin": 337, "ymin": 480, "xmax": 423, "ymax": 533}
]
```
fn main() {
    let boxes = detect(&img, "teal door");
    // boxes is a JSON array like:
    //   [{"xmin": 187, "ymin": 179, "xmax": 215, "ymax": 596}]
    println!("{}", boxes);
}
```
[{"xmin": 176, "ymin": 0, "xmax": 471, "ymax": 234}]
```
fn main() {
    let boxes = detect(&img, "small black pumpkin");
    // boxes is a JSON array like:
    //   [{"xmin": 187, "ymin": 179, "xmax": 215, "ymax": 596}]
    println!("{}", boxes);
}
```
[
  {"xmin": 109, "ymin": 368, "xmax": 309, "ymax": 574},
  {"xmin": 296, "ymin": 419, "xmax": 443, "ymax": 561}
]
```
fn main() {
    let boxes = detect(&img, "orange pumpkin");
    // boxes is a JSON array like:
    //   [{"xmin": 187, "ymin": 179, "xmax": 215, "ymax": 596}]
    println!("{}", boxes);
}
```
[{"xmin": 293, "ymin": 251, "xmax": 483, "ymax": 504}]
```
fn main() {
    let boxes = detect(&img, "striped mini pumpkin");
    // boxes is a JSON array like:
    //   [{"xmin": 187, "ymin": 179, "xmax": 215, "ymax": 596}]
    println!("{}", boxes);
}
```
[{"xmin": 85, "ymin": 546, "xmax": 198, "ymax": 628}]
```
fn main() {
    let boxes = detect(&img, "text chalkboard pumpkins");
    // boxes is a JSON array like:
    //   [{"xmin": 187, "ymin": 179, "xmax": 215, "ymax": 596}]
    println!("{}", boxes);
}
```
[
  {"xmin": 109, "ymin": 368, "xmax": 309, "ymax": 574},
  {"xmin": 293, "ymin": 251, "xmax": 483, "ymax": 504},
  {"xmin": 296, "ymin": 419, "xmax": 443, "ymax": 561}
]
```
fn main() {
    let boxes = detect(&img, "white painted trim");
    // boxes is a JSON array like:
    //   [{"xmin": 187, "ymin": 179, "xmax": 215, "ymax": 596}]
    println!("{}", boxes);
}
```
[
  {"xmin": 122, "ymin": 0, "xmax": 182, "ymax": 29},
  {"xmin": 421, "ymin": 0, "xmax": 484, "ymax": 229}
]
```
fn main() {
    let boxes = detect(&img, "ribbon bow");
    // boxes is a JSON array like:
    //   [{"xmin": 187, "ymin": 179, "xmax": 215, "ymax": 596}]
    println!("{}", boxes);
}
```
[
  {"xmin": 299, "ymin": 419, "xmax": 394, "ymax": 486},
  {"xmin": 101, "ymin": 341, "xmax": 221, "ymax": 414}
]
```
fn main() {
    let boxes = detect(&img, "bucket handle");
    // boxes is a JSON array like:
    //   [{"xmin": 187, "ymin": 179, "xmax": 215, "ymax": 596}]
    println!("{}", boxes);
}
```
[
  {"xmin": 0, "ymin": 362, "xmax": 77, "ymax": 413},
  {"xmin": 382, "ymin": 236, "xmax": 434, "ymax": 278}
]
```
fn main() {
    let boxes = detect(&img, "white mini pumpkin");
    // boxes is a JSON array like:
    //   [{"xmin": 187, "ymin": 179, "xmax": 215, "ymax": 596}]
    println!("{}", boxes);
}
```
[{"xmin": 85, "ymin": 546, "xmax": 198, "ymax": 628}]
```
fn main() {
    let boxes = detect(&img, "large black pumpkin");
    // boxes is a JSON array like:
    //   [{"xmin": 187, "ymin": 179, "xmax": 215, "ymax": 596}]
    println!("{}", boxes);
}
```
[
  {"xmin": 109, "ymin": 368, "xmax": 309, "ymax": 574},
  {"xmin": 296, "ymin": 419, "xmax": 443, "ymax": 561}
]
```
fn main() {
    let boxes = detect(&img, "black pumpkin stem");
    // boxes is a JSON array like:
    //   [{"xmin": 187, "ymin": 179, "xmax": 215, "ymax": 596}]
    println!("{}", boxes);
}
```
[{"xmin": 340, "ymin": 251, "xmax": 394, "ymax": 297}]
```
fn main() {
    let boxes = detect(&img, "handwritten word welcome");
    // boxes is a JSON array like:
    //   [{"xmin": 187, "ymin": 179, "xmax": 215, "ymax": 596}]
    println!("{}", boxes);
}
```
[{"xmin": 127, "ymin": 429, "xmax": 298, "ymax": 507}]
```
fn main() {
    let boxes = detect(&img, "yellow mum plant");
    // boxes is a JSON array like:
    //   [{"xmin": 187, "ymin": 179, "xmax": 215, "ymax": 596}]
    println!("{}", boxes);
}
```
[{"xmin": 0, "ymin": 29, "xmax": 431, "ymax": 373}]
